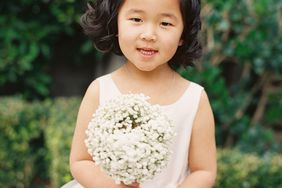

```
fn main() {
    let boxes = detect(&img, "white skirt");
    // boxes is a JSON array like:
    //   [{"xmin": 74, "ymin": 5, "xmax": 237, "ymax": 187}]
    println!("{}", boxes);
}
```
[
  {"xmin": 61, "ymin": 180, "xmax": 83, "ymax": 188},
  {"xmin": 61, "ymin": 180, "xmax": 177, "ymax": 188}
]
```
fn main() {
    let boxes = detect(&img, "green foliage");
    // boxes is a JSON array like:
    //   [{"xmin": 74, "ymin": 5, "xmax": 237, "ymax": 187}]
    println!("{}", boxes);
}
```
[
  {"xmin": 265, "ymin": 89, "xmax": 282, "ymax": 125},
  {"xmin": 203, "ymin": 0, "xmax": 282, "ymax": 74},
  {"xmin": 179, "ymin": 0, "xmax": 282, "ymax": 151},
  {"xmin": 0, "ymin": 0, "xmax": 96, "ymax": 99},
  {"xmin": 216, "ymin": 149, "xmax": 282, "ymax": 188},
  {"xmin": 236, "ymin": 125, "xmax": 280, "ymax": 155}
]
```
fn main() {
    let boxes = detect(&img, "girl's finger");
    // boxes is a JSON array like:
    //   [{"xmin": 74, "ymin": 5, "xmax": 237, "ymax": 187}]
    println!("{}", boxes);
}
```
[
  {"xmin": 129, "ymin": 182, "xmax": 139, "ymax": 187},
  {"xmin": 121, "ymin": 182, "xmax": 140, "ymax": 187}
]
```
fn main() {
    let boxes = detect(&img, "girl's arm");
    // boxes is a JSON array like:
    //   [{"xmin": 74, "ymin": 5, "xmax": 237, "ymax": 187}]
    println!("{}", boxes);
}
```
[
  {"xmin": 179, "ymin": 91, "xmax": 217, "ymax": 188},
  {"xmin": 69, "ymin": 80, "xmax": 138, "ymax": 188}
]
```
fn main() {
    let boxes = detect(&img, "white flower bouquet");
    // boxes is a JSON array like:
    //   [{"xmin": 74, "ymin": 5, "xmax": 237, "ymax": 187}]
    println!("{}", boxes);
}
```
[{"xmin": 85, "ymin": 93, "xmax": 175, "ymax": 185}]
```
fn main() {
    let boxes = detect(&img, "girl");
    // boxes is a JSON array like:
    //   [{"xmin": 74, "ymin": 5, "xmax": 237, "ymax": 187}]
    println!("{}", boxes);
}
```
[{"xmin": 64, "ymin": 0, "xmax": 217, "ymax": 187}]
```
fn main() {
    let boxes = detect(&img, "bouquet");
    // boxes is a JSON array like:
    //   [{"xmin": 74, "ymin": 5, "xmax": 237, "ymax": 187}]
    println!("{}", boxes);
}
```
[{"xmin": 85, "ymin": 93, "xmax": 175, "ymax": 185}]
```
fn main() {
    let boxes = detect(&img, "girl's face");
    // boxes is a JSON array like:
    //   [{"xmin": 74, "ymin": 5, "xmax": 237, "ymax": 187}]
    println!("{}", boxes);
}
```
[{"xmin": 117, "ymin": 0, "xmax": 184, "ymax": 72}]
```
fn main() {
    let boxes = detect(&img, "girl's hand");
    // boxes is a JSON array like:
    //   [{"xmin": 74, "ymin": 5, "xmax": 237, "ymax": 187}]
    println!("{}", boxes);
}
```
[{"xmin": 116, "ymin": 182, "xmax": 140, "ymax": 188}]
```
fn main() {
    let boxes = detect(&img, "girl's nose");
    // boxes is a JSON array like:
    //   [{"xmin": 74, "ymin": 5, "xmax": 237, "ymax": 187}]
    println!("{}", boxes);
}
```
[{"xmin": 140, "ymin": 25, "xmax": 157, "ymax": 42}]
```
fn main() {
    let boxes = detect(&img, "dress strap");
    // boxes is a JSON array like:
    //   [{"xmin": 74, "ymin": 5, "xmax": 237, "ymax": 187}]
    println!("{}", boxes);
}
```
[
  {"xmin": 97, "ymin": 74, "xmax": 120, "ymax": 106},
  {"xmin": 180, "ymin": 82, "xmax": 203, "ymax": 123}
]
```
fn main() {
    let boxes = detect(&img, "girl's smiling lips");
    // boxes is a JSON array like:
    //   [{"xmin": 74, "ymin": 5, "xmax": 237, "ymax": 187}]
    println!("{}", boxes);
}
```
[{"xmin": 137, "ymin": 47, "xmax": 158, "ymax": 59}]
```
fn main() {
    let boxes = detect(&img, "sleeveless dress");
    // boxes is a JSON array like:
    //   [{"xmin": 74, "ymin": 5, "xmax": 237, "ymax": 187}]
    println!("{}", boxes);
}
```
[{"xmin": 62, "ymin": 74, "xmax": 203, "ymax": 188}]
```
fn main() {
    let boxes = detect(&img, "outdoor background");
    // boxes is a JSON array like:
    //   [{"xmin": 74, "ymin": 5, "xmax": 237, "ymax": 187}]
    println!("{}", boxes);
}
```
[{"xmin": 0, "ymin": 0, "xmax": 281, "ymax": 187}]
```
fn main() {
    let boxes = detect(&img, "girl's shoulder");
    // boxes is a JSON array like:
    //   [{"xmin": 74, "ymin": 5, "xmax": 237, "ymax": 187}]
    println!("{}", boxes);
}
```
[
  {"xmin": 177, "ymin": 74, "xmax": 204, "ymax": 91},
  {"xmin": 86, "ymin": 78, "xmax": 99, "ymax": 95},
  {"xmin": 177, "ymin": 75, "xmax": 207, "ymax": 108},
  {"xmin": 181, "ymin": 77, "xmax": 210, "ymax": 114}
]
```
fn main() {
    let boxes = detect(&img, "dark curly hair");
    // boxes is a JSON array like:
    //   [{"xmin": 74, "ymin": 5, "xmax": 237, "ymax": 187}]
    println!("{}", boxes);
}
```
[{"xmin": 80, "ymin": 0, "xmax": 202, "ymax": 68}]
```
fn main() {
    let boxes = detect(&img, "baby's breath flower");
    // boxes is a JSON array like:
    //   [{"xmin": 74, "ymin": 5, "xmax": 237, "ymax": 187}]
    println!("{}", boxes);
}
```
[{"xmin": 85, "ymin": 94, "xmax": 175, "ymax": 185}]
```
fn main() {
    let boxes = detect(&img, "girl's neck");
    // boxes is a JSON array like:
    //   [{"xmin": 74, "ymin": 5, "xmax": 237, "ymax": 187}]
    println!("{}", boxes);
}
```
[{"xmin": 122, "ymin": 62, "xmax": 175, "ymax": 83}]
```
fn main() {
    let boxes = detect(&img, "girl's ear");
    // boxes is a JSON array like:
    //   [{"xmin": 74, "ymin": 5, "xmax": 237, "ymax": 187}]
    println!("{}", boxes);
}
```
[{"xmin": 178, "ymin": 39, "xmax": 183, "ymax": 46}]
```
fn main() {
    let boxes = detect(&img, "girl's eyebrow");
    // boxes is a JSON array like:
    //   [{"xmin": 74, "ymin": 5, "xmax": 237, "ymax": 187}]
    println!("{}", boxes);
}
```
[
  {"xmin": 126, "ymin": 9, "xmax": 144, "ymax": 14},
  {"xmin": 126, "ymin": 9, "xmax": 178, "ymax": 21},
  {"xmin": 160, "ymin": 13, "xmax": 178, "ymax": 21}
]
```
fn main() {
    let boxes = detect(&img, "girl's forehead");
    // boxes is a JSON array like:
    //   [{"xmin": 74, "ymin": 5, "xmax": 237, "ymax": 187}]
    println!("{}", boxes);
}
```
[{"xmin": 119, "ymin": 0, "xmax": 182, "ymax": 16}]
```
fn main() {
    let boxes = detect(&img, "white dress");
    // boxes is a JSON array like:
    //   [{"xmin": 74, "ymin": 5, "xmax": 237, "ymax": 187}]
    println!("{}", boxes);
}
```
[{"xmin": 62, "ymin": 74, "xmax": 203, "ymax": 188}]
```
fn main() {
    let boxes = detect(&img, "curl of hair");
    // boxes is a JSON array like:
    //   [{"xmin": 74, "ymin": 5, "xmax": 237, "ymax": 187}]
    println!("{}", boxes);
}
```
[
  {"xmin": 169, "ymin": 0, "xmax": 202, "ymax": 68},
  {"xmin": 80, "ymin": 0, "xmax": 123, "ymax": 54},
  {"xmin": 80, "ymin": 0, "xmax": 202, "ymax": 68}
]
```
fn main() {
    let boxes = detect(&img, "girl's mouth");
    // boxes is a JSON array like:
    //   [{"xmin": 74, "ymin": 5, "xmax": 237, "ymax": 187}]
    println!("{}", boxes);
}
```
[{"xmin": 137, "ymin": 48, "xmax": 158, "ymax": 58}]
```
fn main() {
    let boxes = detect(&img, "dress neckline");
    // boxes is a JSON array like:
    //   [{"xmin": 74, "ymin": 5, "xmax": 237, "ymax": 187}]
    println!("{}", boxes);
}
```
[{"xmin": 108, "ymin": 73, "xmax": 192, "ymax": 109}]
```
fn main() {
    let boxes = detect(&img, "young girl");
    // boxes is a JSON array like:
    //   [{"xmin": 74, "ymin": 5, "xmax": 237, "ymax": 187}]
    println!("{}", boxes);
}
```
[{"xmin": 63, "ymin": 0, "xmax": 216, "ymax": 187}]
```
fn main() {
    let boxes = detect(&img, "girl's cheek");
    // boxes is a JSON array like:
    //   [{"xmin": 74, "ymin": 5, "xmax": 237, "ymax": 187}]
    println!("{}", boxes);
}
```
[{"xmin": 121, "ymin": 27, "xmax": 140, "ymax": 39}]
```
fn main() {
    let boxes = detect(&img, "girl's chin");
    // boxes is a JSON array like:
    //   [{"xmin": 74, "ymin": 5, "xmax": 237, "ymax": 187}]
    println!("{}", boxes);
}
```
[
  {"xmin": 134, "ymin": 64, "xmax": 157, "ymax": 72},
  {"xmin": 126, "ymin": 58, "xmax": 167, "ymax": 72}
]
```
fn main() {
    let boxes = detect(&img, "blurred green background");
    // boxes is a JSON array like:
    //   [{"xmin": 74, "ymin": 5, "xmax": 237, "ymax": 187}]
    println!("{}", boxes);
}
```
[{"xmin": 0, "ymin": 0, "xmax": 281, "ymax": 187}]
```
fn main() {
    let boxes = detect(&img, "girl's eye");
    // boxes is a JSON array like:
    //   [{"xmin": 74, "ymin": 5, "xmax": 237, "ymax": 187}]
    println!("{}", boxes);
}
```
[
  {"xmin": 130, "ymin": 18, "xmax": 142, "ymax": 23},
  {"xmin": 161, "ymin": 22, "xmax": 173, "ymax": 27}
]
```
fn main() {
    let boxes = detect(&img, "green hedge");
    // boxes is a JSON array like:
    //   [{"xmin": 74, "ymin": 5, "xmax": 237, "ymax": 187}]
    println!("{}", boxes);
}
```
[
  {"xmin": 0, "ymin": 97, "xmax": 48, "ymax": 187},
  {"xmin": 0, "ymin": 97, "xmax": 80, "ymax": 187},
  {"xmin": 0, "ymin": 97, "xmax": 281, "ymax": 187},
  {"xmin": 215, "ymin": 149, "xmax": 282, "ymax": 188},
  {"xmin": 44, "ymin": 98, "xmax": 80, "ymax": 188}
]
